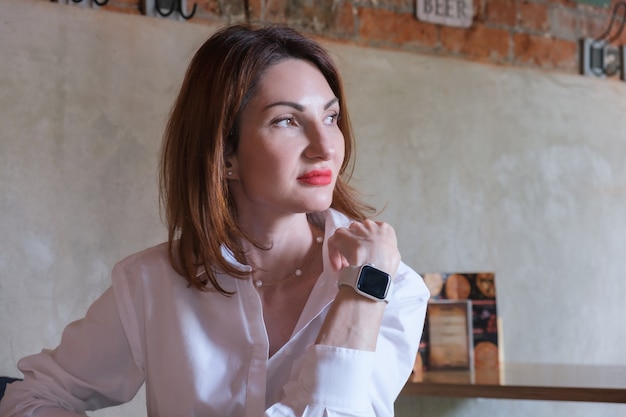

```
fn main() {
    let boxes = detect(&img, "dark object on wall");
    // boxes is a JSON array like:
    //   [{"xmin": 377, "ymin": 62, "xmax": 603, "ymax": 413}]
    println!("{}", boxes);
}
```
[
  {"xmin": 140, "ymin": 0, "xmax": 197, "ymax": 20},
  {"xmin": 49, "ymin": 0, "xmax": 110, "ymax": 6},
  {"xmin": 580, "ymin": 1, "xmax": 626, "ymax": 80}
]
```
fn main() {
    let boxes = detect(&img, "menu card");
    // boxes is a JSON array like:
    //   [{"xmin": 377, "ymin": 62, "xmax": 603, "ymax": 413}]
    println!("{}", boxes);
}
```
[{"xmin": 412, "ymin": 272, "xmax": 499, "ymax": 378}]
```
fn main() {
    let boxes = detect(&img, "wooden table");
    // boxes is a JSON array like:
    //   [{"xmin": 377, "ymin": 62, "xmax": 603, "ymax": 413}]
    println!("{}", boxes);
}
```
[{"xmin": 402, "ymin": 363, "xmax": 626, "ymax": 403}]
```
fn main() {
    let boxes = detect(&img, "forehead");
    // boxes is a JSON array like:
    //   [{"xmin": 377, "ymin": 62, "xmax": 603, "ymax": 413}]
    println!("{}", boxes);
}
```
[{"xmin": 252, "ymin": 58, "xmax": 334, "ymax": 100}]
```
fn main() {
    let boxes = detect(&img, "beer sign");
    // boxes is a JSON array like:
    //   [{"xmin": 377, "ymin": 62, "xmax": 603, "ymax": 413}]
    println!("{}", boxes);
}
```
[{"xmin": 416, "ymin": 0, "xmax": 473, "ymax": 28}]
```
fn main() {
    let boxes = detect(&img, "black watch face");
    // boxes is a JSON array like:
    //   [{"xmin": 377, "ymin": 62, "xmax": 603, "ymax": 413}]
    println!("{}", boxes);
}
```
[{"xmin": 357, "ymin": 265, "xmax": 390, "ymax": 300}]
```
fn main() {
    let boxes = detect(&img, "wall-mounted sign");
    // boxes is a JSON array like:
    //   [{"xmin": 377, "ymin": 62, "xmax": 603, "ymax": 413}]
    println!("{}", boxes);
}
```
[{"xmin": 416, "ymin": 0, "xmax": 473, "ymax": 28}]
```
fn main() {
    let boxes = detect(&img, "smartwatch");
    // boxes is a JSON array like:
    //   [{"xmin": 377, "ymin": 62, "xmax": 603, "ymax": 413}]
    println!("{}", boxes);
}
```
[{"xmin": 338, "ymin": 264, "xmax": 392, "ymax": 303}]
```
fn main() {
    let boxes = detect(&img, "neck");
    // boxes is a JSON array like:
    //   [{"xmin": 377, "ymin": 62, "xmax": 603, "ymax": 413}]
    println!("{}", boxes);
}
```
[
  {"xmin": 242, "ymin": 214, "xmax": 310, "ymax": 247},
  {"xmin": 241, "ymin": 215, "xmax": 323, "ymax": 286}
]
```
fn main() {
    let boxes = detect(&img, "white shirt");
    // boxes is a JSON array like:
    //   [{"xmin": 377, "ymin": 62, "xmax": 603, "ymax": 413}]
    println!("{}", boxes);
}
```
[{"xmin": 0, "ymin": 209, "xmax": 429, "ymax": 417}]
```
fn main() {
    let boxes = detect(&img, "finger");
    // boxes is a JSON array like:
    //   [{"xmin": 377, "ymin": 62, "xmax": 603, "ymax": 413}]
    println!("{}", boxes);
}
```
[{"xmin": 326, "ymin": 230, "xmax": 348, "ymax": 271}]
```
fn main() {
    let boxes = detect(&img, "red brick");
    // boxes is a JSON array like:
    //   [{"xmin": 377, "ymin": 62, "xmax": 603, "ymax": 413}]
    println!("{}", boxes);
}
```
[
  {"xmin": 473, "ymin": 0, "xmax": 488, "ymax": 23},
  {"xmin": 580, "ymin": 12, "xmax": 609, "ymax": 39},
  {"xmin": 513, "ymin": 33, "xmax": 578, "ymax": 69},
  {"xmin": 332, "ymin": 2, "xmax": 357, "ymax": 37},
  {"xmin": 263, "ymin": 0, "xmax": 338, "ymax": 30},
  {"xmin": 612, "ymin": 29, "xmax": 626, "ymax": 46},
  {"xmin": 440, "ymin": 24, "xmax": 510, "ymax": 61},
  {"xmin": 550, "ymin": 5, "xmax": 579, "ymax": 39},
  {"xmin": 265, "ymin": 0, "xmax": 288, "ymax": 23},
  {"xmin": 519, "ymin": 0, "xmax": 549, "ymax": 32},
  {"xmin": 485, "ymin": 0, "xmax": 517, "ymax": 27},
  {"xmin": 548, "ymin": 0, "xmax": 579, "ymax": 7},
  {"xmin": 101, "ymin": 3, "xmax": 141, "ymax": 15},
  {"xmin": 195, "ymin": 0, "xmax": 221, "ymax": 17},
  {"xmin": 618, "ymin": 26, "xmax": 626, "ymax": 45},
  {"xmin": 244, "ymin": 0, "xmax": 261, "ymax": 20},
  {"xmin": 221, "ymin": 0, "xmax": 244, "ymax": 17},
  {"xmin": 357, "ymin": 7, "xmax": 438, "ymax": 47},
  {"xmin": 74, "ymin": 0, "xmax": 610, "ymax": 76},
  {"xmin": 610, "ymin": 0, "xmax": 626, "ymax": 9},
  {"xmin": 605, "ymin": 1, "xmax": 626, "ymax": 44},
  {"xmin": 582, "ymin": 3, "xmax": 626, "ymax": 44},
  {"xmin": 377, "ymin": 0, "xmax": 414, "ymax": 11}
]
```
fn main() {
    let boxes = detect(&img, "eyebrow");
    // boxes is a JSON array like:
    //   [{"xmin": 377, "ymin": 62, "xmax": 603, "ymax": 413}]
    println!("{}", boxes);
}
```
[{"xmin": 265, "ymin": 97, "xmax": 339, "ymax": 112}]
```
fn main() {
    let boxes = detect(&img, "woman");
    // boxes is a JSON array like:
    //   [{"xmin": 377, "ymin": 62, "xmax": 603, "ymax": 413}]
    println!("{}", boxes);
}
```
[{"xmin": 0, "ymin": 24, "xmax": 429, "ymax": 416}]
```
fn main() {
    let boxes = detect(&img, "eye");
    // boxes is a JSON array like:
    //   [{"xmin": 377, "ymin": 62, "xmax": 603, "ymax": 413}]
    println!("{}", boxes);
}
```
[
  {"xmin": 324, "ymin": 111, "xmax": 340, "ymax": 125},
  {"xmin": 273, "ymin": 116, "xmax": 297, "ymax": 128}
]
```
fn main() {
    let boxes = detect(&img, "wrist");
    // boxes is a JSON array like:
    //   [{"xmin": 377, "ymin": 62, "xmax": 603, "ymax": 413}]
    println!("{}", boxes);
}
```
[{"xmin": 337, "ymin": 264, "xmax": 392, "ymax": 303}]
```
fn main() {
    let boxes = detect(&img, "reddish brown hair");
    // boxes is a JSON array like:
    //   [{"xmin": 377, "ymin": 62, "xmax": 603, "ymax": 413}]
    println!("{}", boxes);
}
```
[{"xmin": 160, "ymin": 24, "xmax": 374, "ymax": 295}]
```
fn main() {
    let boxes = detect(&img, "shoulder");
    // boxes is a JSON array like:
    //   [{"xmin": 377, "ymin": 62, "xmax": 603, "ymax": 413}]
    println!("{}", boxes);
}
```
[
  {"xmin": 110, "ymin": 242, "xmax": 183, "ymax": 294},
  {"xmin": 112, "ymin": 242, "xmax": 171, "ymax": 276}
]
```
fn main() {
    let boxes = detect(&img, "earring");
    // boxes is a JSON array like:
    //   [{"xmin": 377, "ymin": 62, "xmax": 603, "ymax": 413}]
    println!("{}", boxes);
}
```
[{"xmin": 227, "ymin": 171, "xmax": 233, "ymax": 176}]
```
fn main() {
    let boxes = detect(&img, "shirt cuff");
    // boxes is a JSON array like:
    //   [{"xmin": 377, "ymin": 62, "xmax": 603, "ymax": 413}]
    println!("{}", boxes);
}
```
[{"xmin": 297, "ymin": 344, "xmax": 375, "ymax": 411}]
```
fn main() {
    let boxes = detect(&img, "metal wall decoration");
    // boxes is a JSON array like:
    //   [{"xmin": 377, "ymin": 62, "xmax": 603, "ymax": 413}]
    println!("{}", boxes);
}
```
[
  {"xmin": 140, "ymin": 0, "xmax": 197, "ymax": 20},
  {"xmin": 154, "ymin": 0, "xmax": 196, "ymax": 19},
  {"xmin": 580, "ymin": 1, "xmax": 626, "ymax": 80}
]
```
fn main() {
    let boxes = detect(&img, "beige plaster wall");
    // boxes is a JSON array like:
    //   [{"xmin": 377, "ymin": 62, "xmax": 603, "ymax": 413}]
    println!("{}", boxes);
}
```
[{"xmin": 1, "ymin": 1, "xmax": 625, "ymax": 416}]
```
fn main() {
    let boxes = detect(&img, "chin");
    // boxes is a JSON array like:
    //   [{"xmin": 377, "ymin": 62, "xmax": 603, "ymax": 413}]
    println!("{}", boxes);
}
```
[
  {"xmin": 294, "ymin": 191, "xmax": 334, "ymax": 213},
  {"xmin": 299, "ymin": 201, "xmax": 332, "ymax": 215}
]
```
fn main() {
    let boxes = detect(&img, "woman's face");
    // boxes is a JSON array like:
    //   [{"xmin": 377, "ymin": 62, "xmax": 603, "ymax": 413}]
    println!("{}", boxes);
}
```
[{"xmin": 228, "ymin": 58, "xmax": 345, "ymax": 221}]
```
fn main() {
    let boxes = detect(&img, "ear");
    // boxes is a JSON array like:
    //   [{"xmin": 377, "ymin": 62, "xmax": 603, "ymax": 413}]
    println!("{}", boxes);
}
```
[{"xmin": 224, "ymin": 152, "xmax": 239, "ymax": 180}]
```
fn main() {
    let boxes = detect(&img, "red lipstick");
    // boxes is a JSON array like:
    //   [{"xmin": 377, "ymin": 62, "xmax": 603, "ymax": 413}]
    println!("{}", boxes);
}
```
[{"xmin": 298, "ymin": 169, "xmax": 333, "ymax": 186}]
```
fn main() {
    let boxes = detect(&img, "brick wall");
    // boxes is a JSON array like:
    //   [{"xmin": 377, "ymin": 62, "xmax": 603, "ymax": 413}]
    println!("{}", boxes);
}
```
[{"xmin": 90, "ymin": 0, "xmax": 626, "ymax": 74}]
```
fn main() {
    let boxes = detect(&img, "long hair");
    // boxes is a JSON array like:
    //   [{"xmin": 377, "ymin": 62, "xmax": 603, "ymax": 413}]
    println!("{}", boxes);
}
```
[{"xmin": 159, "ymin": 24, "xmax": 374, "ymax": 295}]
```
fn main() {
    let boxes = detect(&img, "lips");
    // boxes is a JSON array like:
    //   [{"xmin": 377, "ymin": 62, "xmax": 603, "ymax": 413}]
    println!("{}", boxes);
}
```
[{"xmin": 297, "ymin": 169, "xmax": 333, "ymax": 186}]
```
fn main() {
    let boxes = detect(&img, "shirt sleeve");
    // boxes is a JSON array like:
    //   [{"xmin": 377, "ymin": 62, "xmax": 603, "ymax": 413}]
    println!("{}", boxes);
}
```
[
  {"xmin": 0, "ymin": 286, "xmax": 145, "ymax": 417},
  {"xmin": 371, "ymin": 263, "xmax": 429, "ymax": 415},
  {"xmin": 265, "ymin": 262, "xmax": 429, "ymax": 417}
]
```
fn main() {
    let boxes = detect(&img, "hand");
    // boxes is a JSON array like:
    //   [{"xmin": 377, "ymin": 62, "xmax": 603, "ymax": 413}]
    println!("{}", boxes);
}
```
[{"xmin": 326, "ymin": 219, "xmax": 401, "ymax": 278}]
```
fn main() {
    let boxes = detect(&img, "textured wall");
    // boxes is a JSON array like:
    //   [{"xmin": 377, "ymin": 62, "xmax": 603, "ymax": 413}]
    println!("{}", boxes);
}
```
[
  {"xmin": 1, "ymin": 1, "xmax": 626, "ymax": 416},
  {"xmin": 98, "ymin": 0, "xmax": 626, "ymax": 75}
]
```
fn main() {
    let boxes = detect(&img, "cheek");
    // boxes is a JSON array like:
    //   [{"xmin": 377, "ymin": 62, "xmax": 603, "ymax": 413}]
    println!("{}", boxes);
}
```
[
  {"xmin": 335, "ymin": 135, "xmax": 347, "ymax": 165},
  {"xmin": 238, "ymin": 144, "xmax": 289, "ymax": 182}
]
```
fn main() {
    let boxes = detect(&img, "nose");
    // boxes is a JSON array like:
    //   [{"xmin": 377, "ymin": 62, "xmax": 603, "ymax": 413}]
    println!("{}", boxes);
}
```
[{"xmin": 304, "ymin": 122, "xmax": 339, "ymax": 160}]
